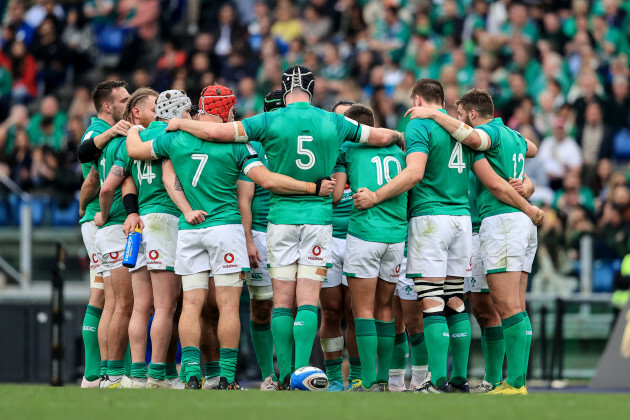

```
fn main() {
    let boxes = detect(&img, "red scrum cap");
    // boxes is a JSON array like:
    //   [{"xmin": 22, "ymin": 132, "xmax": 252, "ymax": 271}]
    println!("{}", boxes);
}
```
[{"xmin": 199, "ymin": 85, "xmax": 237, "ymax": 122}]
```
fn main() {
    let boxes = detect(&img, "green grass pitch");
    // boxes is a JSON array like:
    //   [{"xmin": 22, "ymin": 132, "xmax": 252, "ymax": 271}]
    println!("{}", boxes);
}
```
[{"xmin": 1, "ymin": 385, "xmax": 629, "ymax": 420}]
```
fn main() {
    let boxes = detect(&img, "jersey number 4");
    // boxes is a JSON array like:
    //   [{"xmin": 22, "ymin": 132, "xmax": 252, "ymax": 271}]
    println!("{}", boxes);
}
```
[
  {"xmin": 448, "ymin": 142, "xmax": 466, "ymax": 174},
  {"xmin": 136, "ymin": 161, "xmax": 157, "ymax": 185},
  {"xmin": 371, "ymin": 156, "xmax": 401, "ymax": 186}
]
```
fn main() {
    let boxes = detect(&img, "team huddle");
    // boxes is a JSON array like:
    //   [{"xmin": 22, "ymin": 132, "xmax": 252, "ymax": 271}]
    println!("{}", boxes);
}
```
[{"xmin": 77, "ymin": 65, "xmax": 544, "ymax": 394}]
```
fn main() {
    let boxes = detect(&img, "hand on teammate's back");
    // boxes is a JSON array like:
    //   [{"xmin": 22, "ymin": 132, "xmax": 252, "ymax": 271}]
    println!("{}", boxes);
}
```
[
  {"xmin": 110, "ymin": 120, "xmax": 133, "ymax": 137},
  {"xmin": 353, "ymin": 187, "xmax": 378, "ymax": 210},
  {"xmin": 184, "ymin": 209, "xmax": 208, "ymax": 225},
  {"xmin": 93, "ymin": 212, "xmax": 105, "ymax": 227},
  {"xmin": 317, "ymin": 178, "xmax": 336, "ymax": 196},
  {"xmin": 165, "ymin": 119, "xmax": 181, "ymax": 132},
  {"xmin": 404, "ymin": 106, "xmax": 436, "ymax": 120},
  {"xmin": 123, "ymin": 213, "xmax": 144, "ymax": 237}
]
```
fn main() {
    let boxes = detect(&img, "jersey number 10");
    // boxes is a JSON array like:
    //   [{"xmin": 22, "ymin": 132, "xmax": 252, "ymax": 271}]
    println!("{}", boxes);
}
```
[{"xmin": 371, "ymin": 156, "xmax": 402, "ymax": 186}]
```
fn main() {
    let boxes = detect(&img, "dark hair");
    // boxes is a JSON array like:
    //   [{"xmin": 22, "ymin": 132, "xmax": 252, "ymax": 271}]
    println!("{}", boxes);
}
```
[
  {"xmin": 456, "ymin": 88, "xmax": 494, "ymax": 118},
  {"xmin": 344, "ymin": 104, "xmax": 375, "ymax": 127},
  {"xmin": 122, "ymin": 88, "xmax": 158, "ymax": 123},
  {"xmin": 331, "ymin": 99, "xmax": 355, "ymax": 113},
  {"xmin": 411, "ymin": 78, "xmax": 444, "ymax": 105},
  {"xmin": 92, "ymin": 80, "xmax": 128, "ymax": 112}
]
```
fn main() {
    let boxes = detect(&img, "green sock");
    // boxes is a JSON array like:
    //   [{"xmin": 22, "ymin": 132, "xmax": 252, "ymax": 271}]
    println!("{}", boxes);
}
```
[
  {"xmin": 293, "ymin": 305, "xmax": 318, "ymax": 370},
  {"xmin": 375, "ymin": 320, "xmax": 395, "ymax": 383},
  {"xmin": 100, "ymin": 360, "xmax": 107, "ymax": 377},
  {"xmin": 250, "ymin": 320, "xmax": 277, "ymax": 381},
  {"xmin": 348, "ymin": 357, "xmax": 362, "ymax": 382},
  {"xmin": 204, "ymin": 361, "xmax": 220, "ymax": 379},
  {"xmin": 82, "ymin": 305, "xmax": 102, "ymax": 381},
  {"xmin": 124, "ymin": 345, "xmax": 131, "ymax": 376},
  {"xmin": 390, "ymin": 332, "xmax": 409, "ymax": 370},
  {"xmin": 480, "ymin": 327, "xmax": 487, "ymax": 365},
  {"xmin": 220, "ymin": 348, "xmax": 238, "ymax": 383},
  {"xmin": 165, "ymin": 362, "xmax": 178, "ymax": 379},
  {"xmin": 447, "ymin": 312, "xmax": 471, "ymax": 385},
  {"xmin": 181, "ymin": 346, "xmax": 201, "ymax": 382},
  {"xmin": 355, "ymin": 318, "xmax": 377, "ymax": 388},
  {"xmin": 483, "ymin": 325, "xmax": 505, "ymax": 387},
  {"xmin": 107, "ymin": 360, "xmax": 124, "ymax": 376},
  {"xmin": 423, "ymin": 315, "xmax": 449, "ymax": 387},
  {"xmin": 272, "ymin": 308, "xmax": 294, "ymax": 383},
  {"xmin": 502, "ymin": 312, "xmax": 526, "ymax": 388},
  {"xmin": 131, "ymin": 362, "xmax": 147, "ymax": 379},
  {"xmin": 324, "ymin": 357, "xmax": 343, "ymax": 383},
  {"xmin": 523, "ymin": 312, "xmax": 532, "ymax": 385},
  {"xmin": 179, "ymin": 363, "xmax": 186, "ymax": 382},
  {"xmin": 148, "ymin": 362, "xmax": 165, "ymax": 380},
  {"xmin": 408, "ymin": 332, "xmax": 429, "ymax": 366}
]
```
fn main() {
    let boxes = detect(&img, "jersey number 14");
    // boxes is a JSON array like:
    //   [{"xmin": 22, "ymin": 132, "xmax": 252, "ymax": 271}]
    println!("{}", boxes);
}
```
[{"xmin": 136, "ymin": 161, "xmax": 157, "ymax": 185}]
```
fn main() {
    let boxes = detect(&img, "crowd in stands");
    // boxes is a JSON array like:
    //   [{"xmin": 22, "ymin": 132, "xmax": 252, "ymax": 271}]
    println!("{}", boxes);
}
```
[{"xmin": 0, "ymin": 0, "xmax": 630, "ymax": 292}]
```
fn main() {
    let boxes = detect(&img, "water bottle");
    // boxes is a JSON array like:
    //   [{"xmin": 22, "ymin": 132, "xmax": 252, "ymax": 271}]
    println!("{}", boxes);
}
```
[{"xmin": 122, "ymin": 226, "xmax": 142, "ymax": 268}]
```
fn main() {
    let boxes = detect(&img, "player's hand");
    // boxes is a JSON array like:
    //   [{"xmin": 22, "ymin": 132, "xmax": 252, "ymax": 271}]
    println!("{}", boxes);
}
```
[
  {"xmin": 509, "ymin": 177, "xmax": 524, "ymax": 196},
  {"xmin": 528, "ymin": 206, "xmax": 544, "ymax": 226},
  {"xmin": 246, "ymin": 240, "xmax": 262, "ymax": 269},
  {"xmin": 94, "ymin": 212, "xmax": 105, "ymax": 227},
  {"xmin": 110, "ymin": 120, "xmax": 133, "ymax": 138},
  {"xmin": 123, "ymin": 213, "xmax": 144, "ymax": 237},
  {"xmin": 184, "ymin": 210, "xmax": 208, "ymax": 225},
  {"xmin": 166, "ymin": 118, "xmax": 181, "ymax": 132},
  {"xmin": 316, "ymin": 177, "xmax": 336, "ymax": 196},
  {"xmin": 404, "ymin": 106, "xmax": 435, "ymax": 120},
  {"xmin": 353, "ymin": 187, "xmax": 379, "ymax": 210}
]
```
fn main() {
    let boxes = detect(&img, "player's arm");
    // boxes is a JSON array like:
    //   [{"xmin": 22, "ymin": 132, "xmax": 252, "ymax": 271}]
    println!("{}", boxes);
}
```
[
  {"xmin": 354, "ymin": 152, "xmax": 427, "ymax": 210},
  {"xmin": 77, "ymin": 120, "xmax": 133, "ymax": 163},
  {"xmin": 246, "ymin": 164, "xmax": 335, "ymax": 196},
  {"xmin": 94, "ymin": 165, "xmax": 128, "ymax": 226},
  {"xmin": 126, "ymin": 126, "xmax": 157, "ymax": 160},
  {"xmin": 165, "ymin": 118, "xmax": 238, "ymax": 143},
  {"xmin": 509, "ymin": 173, "xmax": 535, "ymax": 199},
  {"xmin": 237, "ymin": 180, "xmax": 261, "ymax": 268},
  {"xmin": 405, "ymin": 107, "xmax": 492, "ymax": 151},
  {"xmin": 472, "ymin": 159, "xmax": 544, "ymax": 225},
  {"xmin": 161, "ymin": 159, "xmax": 207, "ymax": 225},
  {"xmin": 79, "ymin": 166, "xmax": 100, "ymax": 218},
  {"xmin": 524, "ymin": 138, "xmax": 537, "ymax": 158},
  {"xmin": 332, "ymin": 172, "xmax": 347, "ymax": 206},
  {"xmin": 363, "ymin": 126, "xmax": 403, "ymax": 147}
]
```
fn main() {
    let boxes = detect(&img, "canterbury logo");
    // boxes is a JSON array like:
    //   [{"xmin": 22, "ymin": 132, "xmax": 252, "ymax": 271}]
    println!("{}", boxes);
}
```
[
  {"xmin": 451, "ymin": 333, "xmax": 468, "ymax": 338},
  {"xmin": 294, "ymin": 321, "xmax": 304, "ymax": 326},
  {"xmin": 82, "ymin": 326, "xmax": 97, "ymax": 332},
  {"xmin": 526, "ymin": 331, "xmax": 533, "ymax": 336},
  {"xmin": 442, "ymin": 332, "xmax": 450, "ymax": 337}
]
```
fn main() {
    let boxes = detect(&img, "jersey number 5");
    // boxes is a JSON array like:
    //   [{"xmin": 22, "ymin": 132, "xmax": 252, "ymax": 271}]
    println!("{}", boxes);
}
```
[
  {"xmin": 191, "ymin": 153, "xmax": 208, "ymax": 187},
  {"xmin": 296, "ymin": 135, "xmax": 315, "ymax": 170}
]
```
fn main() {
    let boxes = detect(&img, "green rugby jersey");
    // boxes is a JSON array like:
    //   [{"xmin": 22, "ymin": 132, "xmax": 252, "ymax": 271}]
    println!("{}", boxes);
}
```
[
  {"xmin": 79, "ymin": 117, "xmax": 111, "ymax": 224},
  {"xmin": 238, "ymin": 141, "xmax": 270, "ymax": 233},
  {"xmin": 152, "ymin": 131, "xmax": 260, "ymax": 230},
  {"xmin": 115, "ymin": 121, "xmax": 180, "ymax": 217},
  {"xmin": 241, "ymin": 102, "xmax": 363, "ymax": 225},
  {"xmin": 97, "ymin": 136, "xmax": 127, "ymax": 228},
  {"xmin": 468, "ymin": 172, "xmax": 482, "ymax": 233},
  {"xmin": 405, "ymin": 109, "xmax": 476, "ymax": 217},
  {"xmin": 335, "ymin": 142, "xmax": 407, "ymax": 243},
  {"xmin": 476, "ymin": 118, "xmax": 528, "ymax": 219},
  {"xmin": 332, "ymin": 187, "xmax": 353, "ymax": 239}
]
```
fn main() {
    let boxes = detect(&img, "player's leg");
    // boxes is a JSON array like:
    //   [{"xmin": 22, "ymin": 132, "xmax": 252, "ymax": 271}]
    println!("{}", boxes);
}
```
[
  {"xmin": 388, "ymin": 295, "xmax": 408, "ymax": 392},
  {"xmin": 374, "ymin": 277, "xmax": 396, "ymax": 390},
  {"xmin": 271, "ymin": 276, "xmax": 297, "ymax": 387},
  {"xmin": 319, "ymin": 283, "xmax": 344, "ymax": 392},
  {"xmin": 343, "ymin": 283, "xmax": 361, "ymax": 389},
  {"xmin": 402, "ymin": 299, "xmax": 428, "ymax": 389},
  {"xmin": 165, "ymin": 290, "xmax": 183, "ymax": 388},
  {"xmin": 469, "ymin": 291, "xmax": 503, "ymax": 391},
  {"xmin": 347, "ymin": 276, "xmax": 378, "ymax": 389},
  {"xmin": 215, "ymin": 280, "xmax": 243, "ymax": 387},
  {"xmin": 97, "ymin": 272, "xmax": 113, "ymax": 384},
  {"xmin": 106, "ymin": 264, "xmax": 134, "ymax": 386},
  {"xmin": 520, "ymin": 272, "xmax": 532, "ymax": 386},
  {"xmin": 200, "ymin": 277, "xmax": 220, "ymax": 389},
  {"xmin": 125, "ymin": 266, "xmax": 152, "ymax": 388}
]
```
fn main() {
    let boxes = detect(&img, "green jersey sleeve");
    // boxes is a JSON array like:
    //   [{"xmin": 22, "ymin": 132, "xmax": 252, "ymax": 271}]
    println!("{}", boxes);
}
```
[
  {"xmin": 238, "ymin": 142, "xmax": 266, "ymax": 182},
  {"xmin": 242, "ymin": 113, "xmax": 269, "ymax": 143},
  {"xmin": 114, "ymin": 139, "xmax": 133, "ymax": 171},
  {"xmin": 152, "ymin": 131, "xmax": 176, "ymax": 159},
  {"xmin": 404, "ymin": 119, "xmax": 432, "ymax": 155},
  {"xmin": 333, "ymin": 114, "xmax": 362, "ymax": 144},
  {"xmin": 233, "ymin": 142, "xmax": 261, "ymax": 172},
  {"xmin": 333, "ymin": 145, "xmax": 349, "ymax": 173}
]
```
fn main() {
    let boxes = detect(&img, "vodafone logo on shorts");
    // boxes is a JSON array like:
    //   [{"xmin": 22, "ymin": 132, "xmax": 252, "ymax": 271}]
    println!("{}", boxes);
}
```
[
  {"xmin": 109, "ymin": 252, "xmax": 119, "ymax": 260},
  {"xmin": 92, "ymin": 254, "xmax": 98, "ymax": 264},
  {"xmin": 148, "ymin": 250, "xmax": 160, "ymax": 265},
  {"xmin": 390, "ymin": 264, "xmax": 401, "ymax": 278},
  {"xmin": 395, "ymin": 264, "xmax": 401, "ymax": 273},
  {"xmin": 223, "ymin": 253, "xmax": 237, "ymax": 269},
  {"xmin": 308, "ymin": 246, "xmax": 323, "ymax": 262}
]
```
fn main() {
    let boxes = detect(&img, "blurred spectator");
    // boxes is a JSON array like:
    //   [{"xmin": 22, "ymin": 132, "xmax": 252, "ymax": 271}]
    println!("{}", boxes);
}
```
[
  {"xmin": 271, "ymin": 2, "xmax": 302, "ymax": 44},
  {"xmin": 577, "ymin": 102, "xmax": 614, "ymax": 184},
  {"xmin": 604, "ymin": 75, "xmax": 630, "ymax": 131},
  {"xmin": 5, "ymin": 127, "xmax": 32, "ymax": 190},
  {"xmin": 31, "ymin": 16, "xmax": 70, "ymax": 94},
  {"xmin": 27, "ymin": 96, "xmax": 67, "ymax": 151},
  {"xmin": 0, "ymin": 104, "xmax": 29, "ymax": 155},
  {"xmin": 539, "ymin": 118, "xmax": 583, "ymax": 190},
  {"xmin": 236, "ymin": 76, "xmax": 263, "ymax": 117},
  {"xmin": 0, "ymin": 40, "xmax": 37, "ymax": 102},
  {"xmin": 25, "ymin": 0, "xmax": 65, "ymax": 30}
]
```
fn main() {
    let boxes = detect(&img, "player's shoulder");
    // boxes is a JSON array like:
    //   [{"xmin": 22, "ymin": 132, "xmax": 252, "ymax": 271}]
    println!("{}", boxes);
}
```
[{"xmin": 406, "ymin": 117, "xmax": 434, "ymax": 132}]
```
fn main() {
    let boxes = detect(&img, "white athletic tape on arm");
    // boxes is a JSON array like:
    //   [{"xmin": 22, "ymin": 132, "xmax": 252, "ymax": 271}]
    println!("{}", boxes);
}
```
[
  {"xmin": 359, "ymin": 124, "xmax": 371, "ymax": 144},
  {"xmin": 234, "ymin": 122, "xmax": 248, "ymax": 143},
  {"xmin": 243, "ymin": 160, "xmax": 263, "ymax": 176},
  {"xmin": 150, "ymin": 141, "xmax": 158, "ymax": 160},
  {"xmin": 451, "ymin": 122, "xmax": 473, "ymax": 142},
  {"xmin": 269, "ymin": 264, "xmax": 298, "ymax": 281},
  {"xmin": 131, "ymin": 125, "xmax": 145, "ymax": 132},
  {"xmin": 297, "ymin": 264, "xmax": 327, "ymax": 282},
  {"xmin": 182, "ymin": 273, "xmax": 209, "ymax": 291},
  {"xmin": 473, "ymin": 129, "xmax": 491, "ymax": 151},
  {"xmin": 248, "ymin": 284, "xmax": 273, "ymax": 301},
  {"xmin": 321, "ymin": 336, "xmax": 345, "ymax": 353},
  {"xmin": 214, "ymin": 272, "xmax": 243, "ymax": 287}
]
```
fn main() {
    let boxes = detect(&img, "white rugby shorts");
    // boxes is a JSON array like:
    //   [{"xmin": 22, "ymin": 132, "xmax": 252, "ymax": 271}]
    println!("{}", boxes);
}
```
[
  {"xmin": 394, "ymin": 257, "xmax": 417, "ymax": 301},
  {"xmin": 266, "ymin": 223, "xmax": 333, "ymax": 269},
  {"xmin": 464, "ymin": 232, "xmax": 489, "ymax": 293},
  {"xmin": 81, "ymin": 221, "xmax": 104, "ymax": 288},
  {"xmin": 322, "ymin": 237, "xmax": 347, "ymax": 288},
  {"xmin": 342, "ymin": 235, "xmax": 404, "ymax": 283},
  {"xmin": 95, "ymin": 224, "xmax": 126, "ymax": 272},
  {"xmin": 131, "ymin": 213, "xmax": 179, "ymax": 272}
]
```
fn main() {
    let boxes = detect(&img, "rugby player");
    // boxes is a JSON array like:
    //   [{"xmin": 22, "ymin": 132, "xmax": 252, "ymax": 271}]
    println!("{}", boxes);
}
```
[
  {"xmin": 164, "ymin": 66, "xmax": 402, "ymax": 389},
  {"xmin": 237, "ymin": 89, "xmax": 284, "ymax": 390},
  {"xmin": 404, "ymin": 88, "xmax": 543, "ymax": 395},
  {"xmin": 333, "ymin": 104, "xmax": 407, "ymax": 392},
  {"xmin": 126, "ymin": 84, "xmax": 337, "ymax": 390}
]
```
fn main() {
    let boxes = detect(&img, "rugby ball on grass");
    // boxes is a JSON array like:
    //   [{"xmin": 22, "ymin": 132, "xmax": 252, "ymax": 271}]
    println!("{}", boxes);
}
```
[{"xmin": 290, "ymin": 367, "xmax": 329, "ymax": 391}]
